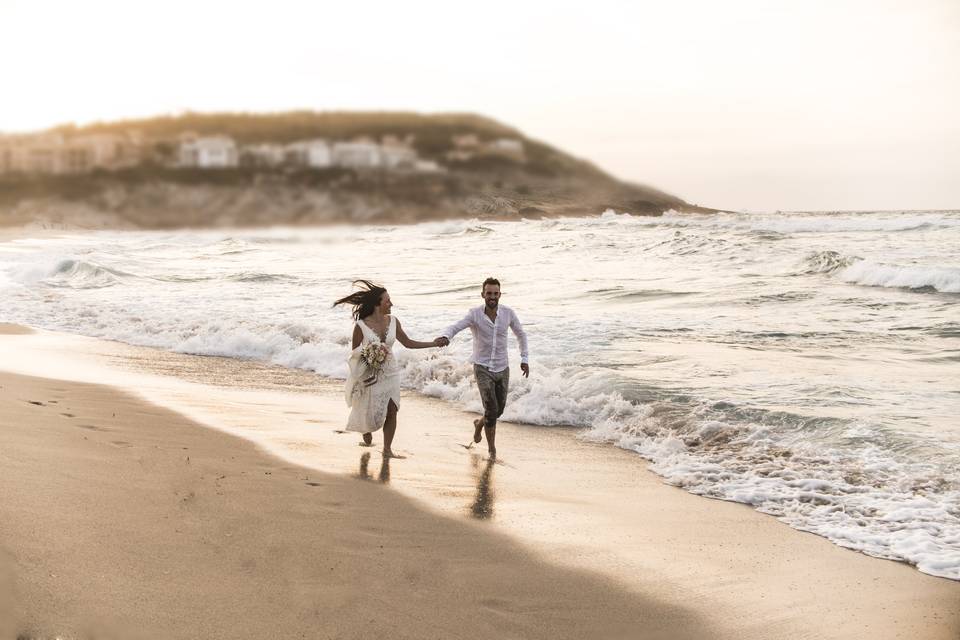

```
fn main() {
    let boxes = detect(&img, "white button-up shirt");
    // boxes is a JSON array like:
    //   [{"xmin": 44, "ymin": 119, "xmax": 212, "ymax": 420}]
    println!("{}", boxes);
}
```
[{"xmin": 442, "ymin": 304, "xmax": 529, "ymax": 373}]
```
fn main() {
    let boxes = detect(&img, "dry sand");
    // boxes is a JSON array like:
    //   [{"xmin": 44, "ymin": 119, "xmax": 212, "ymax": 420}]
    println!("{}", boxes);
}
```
[{"xmin": 0, "ymin": 325, "xmax": 958, "ymax": 639}]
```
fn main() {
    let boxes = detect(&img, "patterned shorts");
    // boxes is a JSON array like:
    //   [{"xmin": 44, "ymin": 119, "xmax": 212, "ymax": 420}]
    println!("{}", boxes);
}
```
[{"xmin": 473, "ymin": 364, "xmax": 510, "ymax": 427}]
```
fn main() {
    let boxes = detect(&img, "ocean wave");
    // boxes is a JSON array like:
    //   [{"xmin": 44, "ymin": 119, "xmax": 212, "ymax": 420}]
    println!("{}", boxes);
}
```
[
  {"xmin": 226, "ymin": 272, "xmax": 300, "ymax": 283},
  {"xmin": 924, "ymin": 323, "xmax": 960, "ymax": 338},
  {"xmin": 579, "ymin": 399, "xmax": 960, "ymax": 580},
  {"xmin": 410, "ymin": 284, "xmax": 480, "ymax": 296},
  {"xmin": 738, "ymin": 291, "xmax": 816, "ymax": 306},
  {"xmin": 423, "ymin": 218, "xmax": 494, "ymax": 236},
  {"xmin": 150, "ymin": 274, "xmax": 216, "ymax": 283},
  {"xmin": 206, "ymin": 238, "xmax": 260, "ymax": 256},
  {"xmin": 11, "ymin": 257, "xmax": 137, "ymax": 289},
  {"xmin": 586, "ymin": 287, "xmax": 697, "ymax": 302},
  {"xmin": 731, "ymin": 214, "xmax": 950, "ymax": 234},
  {"xmin": 838, "ymin": 261, "xmax": 960, "ymax": 293},
  {"xmin": 793, "ymin": 252, "xmax": 960, "ymax": 293},
  {"xmin": 595, "ymin": 209, "xmax": 960, "ymax": 234},
  {"xmin": 641, "ymin": 231, "xmax": 740, "ymax": 256},
  {"xmin": 798, "ymin": 250, "xmax": 860, "ymax": 274}
]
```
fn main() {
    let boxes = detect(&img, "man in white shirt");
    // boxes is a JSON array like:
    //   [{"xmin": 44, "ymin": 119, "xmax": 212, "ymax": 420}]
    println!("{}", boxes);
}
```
[{"xmin": 436, "ymin": 277, "xmax": 529, "ymax": 458}]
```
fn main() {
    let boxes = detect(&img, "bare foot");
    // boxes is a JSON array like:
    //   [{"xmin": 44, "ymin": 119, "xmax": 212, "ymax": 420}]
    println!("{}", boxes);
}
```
[
  {"xmin": 382, "ymin": 449, "xmax": 407, "ymax": 459},
  {"xmin": 361, "ymin": 433, "xmax": 373, "ymax": 446},
  {"xmin": 473, "ymin": 418, "xmax": 485, "ymax": 443},
  {"xmin": 488, "ymin": 449, "xmax": 497, "ymax": 461}
]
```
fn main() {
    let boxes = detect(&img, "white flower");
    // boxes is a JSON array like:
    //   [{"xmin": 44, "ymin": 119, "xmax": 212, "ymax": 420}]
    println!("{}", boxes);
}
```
[{"xmin": 360, "ymin": 342, "xmax": 390, "ymax": 371}]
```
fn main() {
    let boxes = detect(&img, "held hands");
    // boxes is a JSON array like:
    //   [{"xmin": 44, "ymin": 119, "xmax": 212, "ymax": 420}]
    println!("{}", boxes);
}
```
[
  {"xmin": 433, "ymin": 336, "xmax": 450, "ymax": 348},
  {"xmin": 521, "ymin": 363, "xmax": 530, "ymax": 378}
]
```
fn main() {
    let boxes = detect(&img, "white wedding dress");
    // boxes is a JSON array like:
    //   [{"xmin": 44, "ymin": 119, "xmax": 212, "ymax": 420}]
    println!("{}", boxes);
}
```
[{"xmin": 345, "ymin": 315, "xmax": 401, "ymax": 433}]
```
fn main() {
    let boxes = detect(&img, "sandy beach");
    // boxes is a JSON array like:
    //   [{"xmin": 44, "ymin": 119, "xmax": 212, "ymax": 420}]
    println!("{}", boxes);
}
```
[{"xmin": 1, "ymin": 324, "xmax": 958, "ymax": 639}]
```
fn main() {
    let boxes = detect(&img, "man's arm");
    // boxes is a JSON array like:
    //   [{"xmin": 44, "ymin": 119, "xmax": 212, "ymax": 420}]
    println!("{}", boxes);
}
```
[
  {"xmin": 509, "ymin": 310, "xmax": 530, "ymax": 377},
  {"xmin": 440, "ymin": 310, "xmax": 474, "ymax": 341}
]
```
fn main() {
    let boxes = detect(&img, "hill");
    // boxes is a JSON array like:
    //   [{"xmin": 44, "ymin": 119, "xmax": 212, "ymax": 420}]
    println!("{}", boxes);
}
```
[{"xmin": 0, "ymin": 111, "xmax": 710, "ymax": 229}]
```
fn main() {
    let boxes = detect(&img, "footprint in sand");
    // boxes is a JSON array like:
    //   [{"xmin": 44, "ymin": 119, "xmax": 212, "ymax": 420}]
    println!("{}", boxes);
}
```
[
  {"xmin": 60, "ymin": 413, "xmax": 75, "ymax": 418},
  {"xmin": 479, "ymin": 597, "xmax": 513, "ymax": 612},
  {"xmin": 26, "ymin": 400, "xmax": 45, "ymax": 406},
  {"xmin": 305, "ymin": 482, "xmax": 323, "ymax": 487},
  {"xmin": 110, "ymin": 440, "xmax": 133, "ymax": 448},
  {"xmin": 77, "ymin": 424, "xmax": 108, "ymax": 432}
]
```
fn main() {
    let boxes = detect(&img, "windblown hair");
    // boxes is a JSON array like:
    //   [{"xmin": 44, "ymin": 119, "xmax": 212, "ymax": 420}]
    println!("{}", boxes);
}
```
[
  {"xmin": 333, "ymin": 280, "xmax": 387, "ymax": 320},
  {"xmin": 482, "ymin": 277, "xmax": 501, "ymax": 290}
]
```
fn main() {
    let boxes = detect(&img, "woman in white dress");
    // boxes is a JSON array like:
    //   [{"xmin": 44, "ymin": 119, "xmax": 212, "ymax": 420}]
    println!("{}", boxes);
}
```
[{"xmin": 334, "ymin": 280, "xmax": 444, "ymax": 458}]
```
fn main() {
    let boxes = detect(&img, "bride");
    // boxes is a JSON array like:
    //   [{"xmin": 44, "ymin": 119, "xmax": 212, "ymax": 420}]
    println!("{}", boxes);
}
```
[{"xmin": 334, "ymin": 280, "xmax": 444, "ymax": 458}]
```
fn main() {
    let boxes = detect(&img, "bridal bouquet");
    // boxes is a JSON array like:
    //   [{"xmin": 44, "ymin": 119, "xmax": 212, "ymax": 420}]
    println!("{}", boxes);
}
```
[{"xmin": 359, "ymin": 342, "xmax": 390, "ymax": 386}]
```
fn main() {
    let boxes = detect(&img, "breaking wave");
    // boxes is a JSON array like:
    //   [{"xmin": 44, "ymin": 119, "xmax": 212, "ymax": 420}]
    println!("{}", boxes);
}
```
[
  {"xmin": 12, "ymin": 258, "xmax": 137, "ymax": 289},
  {"xmin": 798, "ymin": 250, "xmax": 860, "ymax": 274},
  {"xmin": 838, "ymin": 261, "xmax": 960, "ymax": 294}
]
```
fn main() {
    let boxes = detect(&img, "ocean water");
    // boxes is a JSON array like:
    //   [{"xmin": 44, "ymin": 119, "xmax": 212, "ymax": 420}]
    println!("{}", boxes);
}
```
[{"xmin": 2, "ymin": 209, "xmax": 959, "ymax": 580}]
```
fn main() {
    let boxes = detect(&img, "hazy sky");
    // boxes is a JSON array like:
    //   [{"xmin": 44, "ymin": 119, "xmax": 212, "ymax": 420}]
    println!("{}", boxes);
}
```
[{"xmin": 2, "ymin": 0, "xmax": 958, "ymax": 211}]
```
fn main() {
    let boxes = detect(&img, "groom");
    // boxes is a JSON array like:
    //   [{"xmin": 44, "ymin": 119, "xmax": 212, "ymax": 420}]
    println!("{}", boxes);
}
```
[{"xmin": 436, "ymin": 277, "xmax": 529, "ymax": 458}]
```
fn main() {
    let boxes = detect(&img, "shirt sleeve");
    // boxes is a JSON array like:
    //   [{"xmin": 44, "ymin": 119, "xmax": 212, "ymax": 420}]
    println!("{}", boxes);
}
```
[
  {"xmin": 509, "ymin": 309, "xmax": 529, "ymax": 364},
  {"xmin": 442, "ymin": 310, "xmax": 474, "ymax": 340}
]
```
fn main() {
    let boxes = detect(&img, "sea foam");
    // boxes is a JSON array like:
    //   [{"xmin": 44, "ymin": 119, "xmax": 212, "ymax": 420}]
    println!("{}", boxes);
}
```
[
  {"xmin": 839, "ymin": 260, "xmax": 960, "ymax": 293},
  {"xmin": 2, "ymin": 217, "xmax": 958, "ymax": 580}
]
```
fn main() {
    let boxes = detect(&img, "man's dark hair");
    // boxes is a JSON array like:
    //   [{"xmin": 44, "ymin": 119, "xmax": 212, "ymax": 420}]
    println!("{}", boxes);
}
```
[{"xmin": 482, "ymin": 277, "xmax": 501, "ymax": 290}]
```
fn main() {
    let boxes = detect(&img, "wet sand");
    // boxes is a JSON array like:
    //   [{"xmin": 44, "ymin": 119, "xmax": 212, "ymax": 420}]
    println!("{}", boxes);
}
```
[{"xmin": 1, "ymin": 325, "xmax": 958, "ymax": 639}]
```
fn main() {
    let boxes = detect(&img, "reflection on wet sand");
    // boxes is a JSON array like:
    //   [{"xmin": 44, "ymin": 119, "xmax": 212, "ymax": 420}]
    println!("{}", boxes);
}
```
[
  {"xmin": 356, "ymin": 451, "xmax": 391, "ymax": 484},
  {"xmin": 469, "ymin": 454, "xmax": 496, "ymax": 520}
]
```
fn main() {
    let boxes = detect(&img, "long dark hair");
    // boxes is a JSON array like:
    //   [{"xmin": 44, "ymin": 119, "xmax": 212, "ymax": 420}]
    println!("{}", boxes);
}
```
[{"xmin": 333, "ymin": 280, "xmax": 387, "ymax": 320}]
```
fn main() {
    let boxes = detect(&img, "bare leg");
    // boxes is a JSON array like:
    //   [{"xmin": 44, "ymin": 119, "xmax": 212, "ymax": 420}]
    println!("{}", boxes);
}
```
[
  {"xmin": 473, "ymin": 417, "xmax": 485, "ymax": 443},
  {"xmin": 484, "ymin": 423, "xmax": 496, "ymax": 459},
  {"xmin": 382, "ymin": 400, "xmax": 405, "ymax": 458}
]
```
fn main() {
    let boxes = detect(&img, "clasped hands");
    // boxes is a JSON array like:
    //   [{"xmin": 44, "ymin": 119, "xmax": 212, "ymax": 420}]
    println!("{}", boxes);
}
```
[{"xmin": 433, "ymin": 336, "xmax": 450, "ymax": 347}]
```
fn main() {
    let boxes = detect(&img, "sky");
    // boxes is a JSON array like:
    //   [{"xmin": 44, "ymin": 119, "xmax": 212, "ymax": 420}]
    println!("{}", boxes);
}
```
[{"xmin": 1, "ymin": 0, "xmax": 958, "ymax": 211}]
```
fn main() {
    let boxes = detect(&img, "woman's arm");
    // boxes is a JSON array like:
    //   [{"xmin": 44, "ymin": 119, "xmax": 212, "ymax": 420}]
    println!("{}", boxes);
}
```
[
  {"xmin": 395, "ymin": 320, "xmax": 443, "ymax": 349},
  {"xmin": 352, "ymin": 323, "xmax": 362, "ymax": 350}
]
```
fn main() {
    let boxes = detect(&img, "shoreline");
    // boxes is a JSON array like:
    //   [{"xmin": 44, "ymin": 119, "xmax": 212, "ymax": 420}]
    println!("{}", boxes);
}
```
[
  {"xmin": 0, "ymin": 369, "xmax": 705, "ymax": 639},
  {"xmin": 1, "ymin": 324, "xmax": 958, "ymax": 638},
  {"xmin": 0, "ymin": 205, "xmax": 700, "ymax": 234}
]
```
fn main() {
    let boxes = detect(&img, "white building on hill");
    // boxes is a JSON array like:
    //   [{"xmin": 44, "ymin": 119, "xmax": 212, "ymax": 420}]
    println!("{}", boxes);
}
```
[
  {"xmin": 332, "ymin": 141, "xmax": 381, "ymax": 168},
  {"xmin": 0, "ymin": 132, "xmax": 139, "ymax": 174},
  {"xmin": 285, "ymin": 139, "xmax": 332, "ymax": 168},
  {"xmin": 178, "ymin": 136, "xmax": 238, "ymax": 168}
]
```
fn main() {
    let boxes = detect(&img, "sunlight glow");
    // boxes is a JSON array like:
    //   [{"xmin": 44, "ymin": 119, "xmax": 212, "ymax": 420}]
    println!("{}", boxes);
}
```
[{"xmin": 1, "ymin": 0, "xmax": 957, "ymax": 210}]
